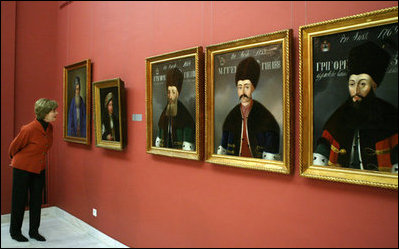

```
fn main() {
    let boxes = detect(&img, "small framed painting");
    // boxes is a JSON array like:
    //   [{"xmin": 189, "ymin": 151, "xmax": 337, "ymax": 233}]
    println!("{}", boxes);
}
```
[{"xmin": 93, "ymin": 78, "xmax": 126, "ymax": 151}]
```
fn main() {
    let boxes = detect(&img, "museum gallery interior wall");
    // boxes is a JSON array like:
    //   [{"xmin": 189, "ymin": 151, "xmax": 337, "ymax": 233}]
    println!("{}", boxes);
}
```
[{"xmin": 1, "ymin": 1, "xmax": 398, "ymax": 248}]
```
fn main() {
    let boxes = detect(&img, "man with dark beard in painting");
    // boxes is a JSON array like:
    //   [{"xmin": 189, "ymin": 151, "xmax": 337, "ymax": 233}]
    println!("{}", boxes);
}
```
[
  {"xmin": 313, "ymin": 41, "xmax": 398, "ymax": 173},
  {"xmin": 155, "ymin": 68, "xmax": 195, "ymax": 150},
  {"xmin": 67, "ymin": 76, "xmax": 86, "ymax": 137}
]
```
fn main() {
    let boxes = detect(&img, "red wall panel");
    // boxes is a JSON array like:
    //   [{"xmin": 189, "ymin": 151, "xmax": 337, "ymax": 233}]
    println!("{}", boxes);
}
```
[
  {"xmin": 14, "ymin": 1, "xmax": 58, "ymax": 128},
  {"xmin": 1, "ymin": 1, "xmax": 397, "ymax": 248},
  {"xmin": 1, "ymin": 0, "xmax": 58, "ymax": 214},
  {"xmin": 1, "ymin": 1, "xmax": 16, "ymax": 215}
]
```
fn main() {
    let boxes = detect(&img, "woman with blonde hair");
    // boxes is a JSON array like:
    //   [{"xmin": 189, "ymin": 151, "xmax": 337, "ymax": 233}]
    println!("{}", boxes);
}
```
[{"xmin": 8, "ymin": 98, "xmax": 58, "ymax": 242}]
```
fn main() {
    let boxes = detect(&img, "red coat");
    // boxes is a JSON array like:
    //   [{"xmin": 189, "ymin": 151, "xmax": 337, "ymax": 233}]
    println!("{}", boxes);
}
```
[{"xmin": 9, "ymin": 119, "xmax": 53, "ymax": 174}]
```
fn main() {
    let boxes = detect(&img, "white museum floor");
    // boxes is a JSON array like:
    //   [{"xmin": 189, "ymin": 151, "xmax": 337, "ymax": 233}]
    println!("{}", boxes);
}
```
[{"xmin": 1, "ymin": 206, "xmax": 129, "ymax": 248}]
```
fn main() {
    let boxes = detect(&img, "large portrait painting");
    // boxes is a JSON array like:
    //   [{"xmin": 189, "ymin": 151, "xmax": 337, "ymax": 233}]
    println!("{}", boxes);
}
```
[
  {"xmin": 63, "ymin": 59, "xmax": 91, "ymax": 144},
  {"xmin": 299, "ymin": 7, "xmax": 398, "ymax": 189},
  {"xmin": 205, "ymin": 30, "xmax": 293, "ymax": 174},
  {"xmin": 93, "ymin": 78, "xmax": 126, "ymax": 151},
  {"xmin": 146, "ymin": 47, "xmax": 204, "ymax": 160}
]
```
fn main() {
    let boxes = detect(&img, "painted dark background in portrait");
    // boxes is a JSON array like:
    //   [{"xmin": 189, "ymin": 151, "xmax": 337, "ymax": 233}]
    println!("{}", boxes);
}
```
[
  {"xmin": 66, "ymin": 67, "xmax": 87, "ymax": 137},
  {"xmin": 213, "ymin": 44, "xmax": 283, "ymax": 159},
  {"xmin": 100, "ymin": 86, "xmax": 119, "ymax": 141},
  {"xmin": 151, "ymin": 56, "xmax": 196, "ymax": 147},
  {"xmin": 312, "ymin": 23, "xmax": 398, "ymax": 150}
]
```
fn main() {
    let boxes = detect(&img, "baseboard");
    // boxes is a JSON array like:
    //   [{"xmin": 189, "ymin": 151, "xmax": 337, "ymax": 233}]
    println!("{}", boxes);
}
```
[{"xmin": 1, "ymin": 206, "xmax": 129, "ymax": 248}]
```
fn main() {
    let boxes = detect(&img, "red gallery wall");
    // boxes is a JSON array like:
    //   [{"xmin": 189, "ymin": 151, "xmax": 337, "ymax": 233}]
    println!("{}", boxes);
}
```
[
  {"xmin": 1, "ymin": 1, "xmax": 58, "ymax": 214},
  {"xmin": 1, "ymin": 1, "xmax": 398, "ymax": 248},
  {"xmin": 1, "ymin": 1, "xmax": 16, "ymax": 213}
]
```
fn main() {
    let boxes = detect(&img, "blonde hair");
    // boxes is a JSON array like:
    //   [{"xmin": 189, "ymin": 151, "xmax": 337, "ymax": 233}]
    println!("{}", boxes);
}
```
[{"xmin": 34, "ymin": 98, "xmax": 58, "ymax": 120}]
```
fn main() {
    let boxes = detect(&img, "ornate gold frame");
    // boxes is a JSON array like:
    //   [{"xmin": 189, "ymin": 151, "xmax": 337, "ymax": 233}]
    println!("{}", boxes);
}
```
[
  {"xmin": 63, "ymin": 59, "xmax": 91, "ymax": 145},
  {"xmin": 299, "ymin": 7, "xmax": 398, "ymax": 189},
  {"xmin": 93, "ymin": 78, "xmax": 126, "ymax": 151},
  {"xmin": 145, "ymin": 47, "xmax": 204, "ymax": 160},
  {"xmin": 205, "ymin": 30, "xmax": 293, "ymax": 174}
]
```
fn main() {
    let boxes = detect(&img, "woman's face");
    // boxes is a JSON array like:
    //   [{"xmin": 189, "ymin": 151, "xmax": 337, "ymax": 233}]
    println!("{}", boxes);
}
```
[{"xmin": 44, "ymin": 109, "xmax": 58, "ymax": 122}]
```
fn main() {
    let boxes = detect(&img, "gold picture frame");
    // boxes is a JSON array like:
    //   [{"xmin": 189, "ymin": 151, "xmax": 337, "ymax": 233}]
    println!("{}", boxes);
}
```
[
  {"xmin": 63, "ymin": 59, "xmax": 91, "ymax": 145},
  {"xmin": 93, "ymin": 78, "xmax": 126, "ymax": 151},
  {"xmin": 205, "ymin": 30, "xmax": 293, "ymax": 174},
  {"xmin": 146, "ymin": 47, "xmax": 204, "ymax": 160},
  {"xmin": 299, "ymin": 7, "xmax": 398, "ymax": 189}
]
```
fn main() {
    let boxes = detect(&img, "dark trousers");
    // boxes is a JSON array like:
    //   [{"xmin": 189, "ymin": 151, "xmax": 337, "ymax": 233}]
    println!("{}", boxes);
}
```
[{"xmin": 10, "ymin": 168, "xmax": 45, "ymax": 236}]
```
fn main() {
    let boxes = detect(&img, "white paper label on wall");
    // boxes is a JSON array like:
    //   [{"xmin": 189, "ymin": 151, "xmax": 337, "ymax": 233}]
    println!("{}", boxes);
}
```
[{"xmin": 132, "ymin": 114, "xmax": 142, "ymax": 121}]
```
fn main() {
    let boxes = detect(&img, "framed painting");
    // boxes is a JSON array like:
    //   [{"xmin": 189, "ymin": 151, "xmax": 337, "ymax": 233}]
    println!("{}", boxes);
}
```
[
  {"xmin": 299, "ymin": 7, "xmax": 398, "ymax": 189},
  {"xmin": 93, "ymin": 78, "xmax": 126, "ymax": 151},
  {"xmin": 63, "ymin": 59, "xmax": 91, "ymax": 144},
  {"xmin": 205, "ymin": 30, "xmax": 293, "ymax": 174},
  {"xmin": 146, "ymin": 47, "xmax": 204, "ymax": 160}
]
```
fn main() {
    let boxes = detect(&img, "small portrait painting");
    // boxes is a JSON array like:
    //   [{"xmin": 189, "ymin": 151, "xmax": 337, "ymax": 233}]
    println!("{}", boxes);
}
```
[
  {"xmin": 93, "ymin": 78, "xmax": 126, "ymax": 151},
  {"xmin": 63, "ymin": 59, "xmax": 91, "ymax": 144},
  {"xmin": 67, "ymin": 75, "xmax": 87, "ymax": 138},
  {"xmin": 101, "ymin": 88, "xmax": 120, "ymax": 142}
]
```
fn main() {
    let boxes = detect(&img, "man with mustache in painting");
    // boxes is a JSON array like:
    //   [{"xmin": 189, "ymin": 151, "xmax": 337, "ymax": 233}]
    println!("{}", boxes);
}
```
[
  {"xmin": 313, "ymin": 41, "xmax": 398, "ymax": 173},
  {"xmin": 217, "ymin": 56, "xmax": 280, "ymax": 159}
]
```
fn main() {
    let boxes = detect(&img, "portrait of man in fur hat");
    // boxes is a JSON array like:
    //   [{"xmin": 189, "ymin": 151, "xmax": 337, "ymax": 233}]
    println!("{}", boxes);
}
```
[
  {"xmin": 67, "ymin": 76, "xmax": 86, "ymax": 137},
  {"xmin": 102, "ymin": 91, "xmax": 120, "ymax": 142},
  {"xmin": 155, "ymin": 68, "xmax": 195, "ymax": 150},
  {"xmin": 313, "ymin": 41, "xmax": 398, "ymax": 173},
  {"xmin": 216, "ymin": 57, "xmax": 280, "ymax": 159}
]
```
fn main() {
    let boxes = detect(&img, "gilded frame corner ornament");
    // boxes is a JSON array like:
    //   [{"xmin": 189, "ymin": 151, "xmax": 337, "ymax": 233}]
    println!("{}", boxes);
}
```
[
  {"xmin": 93, "ymin": 78, "xmax": 126, "ymax": 151},
  {"xmin": 205, "ymin": 29, "xmax": 293, "ymax": 174},
  {"xmin": 145, "ymin": 47, "xmax": 204, "ymax": 161},
  {"xmin": 299, "ymin": 7, "xmax": 398, "ymax": 189},
  {"xmin": 63, "ymin": 59, "xmax": 91, "ymax": 145}
]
